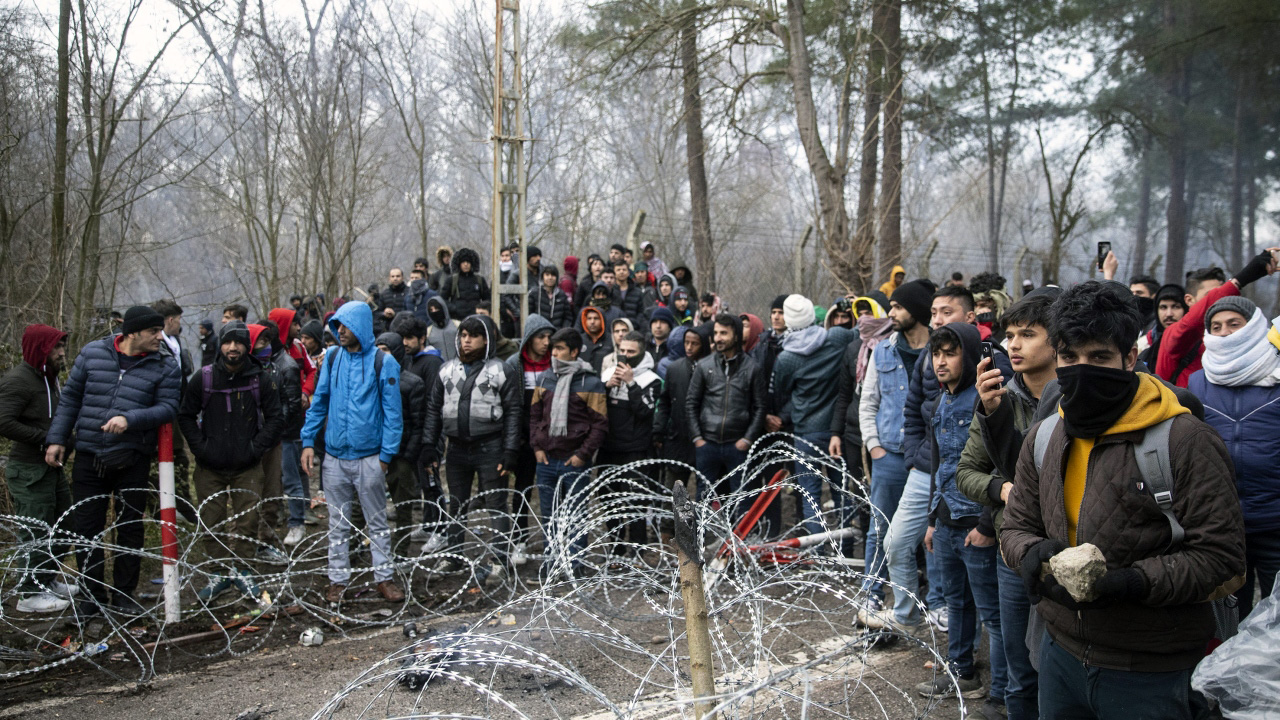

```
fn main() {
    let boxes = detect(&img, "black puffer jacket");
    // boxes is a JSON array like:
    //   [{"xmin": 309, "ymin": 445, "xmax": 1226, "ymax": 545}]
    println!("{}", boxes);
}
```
[
  {"xmin": 375, "ymin": 332, "xmax": 426, "ymax": 462},
  {"xmin": 47, "ymin": 336, "xmax": 182, "ymax": 456},
  {"xmin": 686, "ymin": 351, "xmax": 767, "ymax": 444},
  {"xmin": 829, "ymin": 334, "xmax": 865, "ymax": 447},
  {"xmin": 177, "ymin": 356, "xmax": 284, "ymax": 473},
  {"xmin": 528, "ymin": 285, "xmax": 573, "ymax": 329},
  {"xmin": 616, "ymin": 285, "xmax": 646, "ymax": 326},
  {"xmin": 271, "ymin": 348, "xmax": 304, "ymax": 440},
  {"xmin": 655, "ymin": 356, "xmax": 697, "ymax": 465},
  {"xmin": 443, "ymin": 247, "xmax": 490, "ymax": 319}
]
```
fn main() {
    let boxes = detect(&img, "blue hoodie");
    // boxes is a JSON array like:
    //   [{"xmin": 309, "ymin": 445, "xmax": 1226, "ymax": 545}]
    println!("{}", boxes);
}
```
[{"xmin": 301, "ymin": 301, "xmax": 404, "ymax": 463}]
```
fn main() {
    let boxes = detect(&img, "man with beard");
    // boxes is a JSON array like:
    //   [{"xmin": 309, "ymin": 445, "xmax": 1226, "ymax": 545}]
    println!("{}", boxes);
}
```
[
  {"xmin": 599, "ymin": 331, "xmax": 662, "ymax": 550},
  {"xmin": 2, "ymin": 325, "xmax": 76, "ymax": 613},
  {"xmin": 421, "ymin": 315, "xmax": 522, "ymax": 583},
  {"xmin": 648, "ymin": 307, "xmax": 676, "ymax": 368},
  {"xmin": 442, "ymin": 248, "xmax": 490, "ymax": 319},
  {"xmin": 688, "ymin": 315, "xmax": 767, "ymax": 502},
  {"xmin": 1137, "ymin": 284, "xmax": 1187, "ymax": 369},
  {"xmin": 377, "ymin": 267, "xmax": 410, "ymax": 334}
]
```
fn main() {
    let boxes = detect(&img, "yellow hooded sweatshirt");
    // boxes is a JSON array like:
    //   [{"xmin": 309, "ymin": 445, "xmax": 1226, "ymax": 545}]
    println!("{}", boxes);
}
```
[
  {"xmin": 1061, "ymin": 373, "xmax": 1189, "ymax": 546},
  {"xmin": 879, "ymin": 265, "xmax": 906, "ymax": 297}
]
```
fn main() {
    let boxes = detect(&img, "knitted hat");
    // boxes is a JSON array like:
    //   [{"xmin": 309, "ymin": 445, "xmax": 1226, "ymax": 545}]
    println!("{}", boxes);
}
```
[
  {"xmin": 1155, "ymin": 284, "xmax": 1188, "ymax": 310},
  {"xmin": 199, "ymin": 319, "xmax": 214, "ymax": 333},
  {"xmin": 526, "ymin": 245, "xmax": 542, "ymax": 260},
  {"xmin": 1205, "ymin": 296, "xmax": 1257, "ymax": 330},
  {"xmin": 771, "ymin": 294, "xmax": 789, "ymax": 312},
  {"xmin": 650, "ymin": 306, "xmax": 677, "ymax": 328},
  {"xmin": 783, "ymin": 294, "xmax": 815, "ymax": 331},
  {"xmin": 300, "ymin": 319, "xmax": 324, "ymax": 346},
  {"xmin": 218, "ymin": 320, "xmax": 250, "ymax": 349},
  {"xmin": 121, "ymin": 305, "xmax": 165, "ymax": 335},
  {"xmin": 890, "ymin": 279, "xmax": 935, "ymax": 327}
]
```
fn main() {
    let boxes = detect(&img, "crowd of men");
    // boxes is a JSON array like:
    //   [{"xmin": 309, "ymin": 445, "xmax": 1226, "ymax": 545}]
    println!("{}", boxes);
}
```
[{"xmin": 3, "ymin": 238, "xmax": 1278, "ymax": 720}]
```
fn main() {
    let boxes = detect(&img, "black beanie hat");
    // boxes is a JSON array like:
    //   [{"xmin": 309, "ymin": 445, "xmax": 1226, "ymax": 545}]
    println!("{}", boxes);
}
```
[
  {"xmin": 1155, "ymin": 283, "xmax": 1188, "ymax": 310},
  {"xmin": 526, "ymin": 245, "xmax": 542, "ymax": 260},
  {"xmin": 218, "ymin": 320, "xmax": 250, "ymax": 349},
  {"xmin": 121, "ymin": 305, "xmax": 165, "ymax": 335},
  {"xmin": 771, "ymin": 294, "xmax": 789, "ymax": 312},
  {"xmin": 890, "ymin": 279, "xmax": 935, "ymax": 327},
  {"xmin": 300, "ymin": 319, "xmax": 324, "ymax": 346}
]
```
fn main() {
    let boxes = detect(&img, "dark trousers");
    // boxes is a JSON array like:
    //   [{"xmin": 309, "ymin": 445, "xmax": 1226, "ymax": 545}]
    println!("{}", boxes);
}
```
[
  {"xmin": 512, "ymin": 443, "xmax": 539, "ymax": 533},
  {"xmin": 998, "ymin": 552, "xmax": 1038, "ymax": 719},
  {"xmin": 1238, "ymin": 529, "xmax": 1280, "ymax": 620},
  {"xmin": 598, "ymin": 449, "xmax": 657, "ymax": 546},
  {"xmin": 385, "ymin": 456, "xmax": 419, "ymax": 546},
  {"xmin": 7, "ymin": 460, "xmax": 73, "ymax": 592},
  {"xmin": 419, "ymin": 462, "xmax": 444, "ymax": 525},
  {"xmin": 934, "ymin": 521, "xmax": 1007, "ymax": 700},
  {"xmin": 1038, "ymin": 630, "xmax": 1208, "ymax": 720},
  {"xmin": 443, "ymin": 436, "xmax": 511, "ymax": 559},
  {"xmin": 694, "ymin": 441, "xmax": 747, "ymax": 502},
  {"xmin": 72, "ymin": 451, "xmax": 151, "ymax": 604}
]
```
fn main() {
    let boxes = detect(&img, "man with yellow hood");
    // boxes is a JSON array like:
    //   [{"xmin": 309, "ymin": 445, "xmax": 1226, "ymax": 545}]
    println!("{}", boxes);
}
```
[
  {"xmin": 879, "ymin": 265, "xmax": 906, "ymax": 296},
  {"xmin": 1001, "ymin": 281, "xmax": 1245, "ymax": 720}
]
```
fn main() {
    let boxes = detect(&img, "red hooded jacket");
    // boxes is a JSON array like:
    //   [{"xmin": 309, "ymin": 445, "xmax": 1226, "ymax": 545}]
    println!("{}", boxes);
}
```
[
  {"xmin": 268, "ymin": 307, "xmax": 317, "ymax": 395},
  {"xmin": 23, "ymin": 324, "xmax": 68, "ymax": 380}
]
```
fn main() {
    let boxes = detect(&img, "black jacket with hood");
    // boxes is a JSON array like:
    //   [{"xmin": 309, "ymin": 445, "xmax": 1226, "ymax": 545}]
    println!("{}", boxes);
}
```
[
  {"xmin": 442, "ymin": 247, "xmax": 490, "ymax": 320},
  {"xmin": 375, "ymin": 332, "xmax": 426, "ymax": 463},
  {"xmin": 177, "ymin": 322, "xmax": 284, "ymax": 473},
  {"xmin": 0, "ymin": 325, "xmax": 67, "ymax": 464}
]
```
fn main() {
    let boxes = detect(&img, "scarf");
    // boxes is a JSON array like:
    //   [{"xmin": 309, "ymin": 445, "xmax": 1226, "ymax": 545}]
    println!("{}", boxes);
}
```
[
  {"xmin": 856, "ymin": 317, "xmax": 893, "ymax": 385},
  {"xmin": 1056, "ymin": 364, "xmax": 1140, "ymax": 438},
  {"xmin": 1202, "ymin": 308, "xmax": 1280, "ymax": 387},
  {"xmin": 550, "ymin": 357, "xmax": 591, "ymax": 437}
]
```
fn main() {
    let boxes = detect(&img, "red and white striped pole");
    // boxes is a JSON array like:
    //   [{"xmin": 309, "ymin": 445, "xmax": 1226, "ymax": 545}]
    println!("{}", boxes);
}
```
[{"xmin": 157, "ymin": 423, "xmax": 181, "ymax": 623}]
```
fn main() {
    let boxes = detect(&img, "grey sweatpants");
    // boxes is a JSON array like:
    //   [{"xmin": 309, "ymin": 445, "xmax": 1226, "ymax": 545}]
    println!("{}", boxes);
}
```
[{"xmin": 322, "ymin": 454, "xmax": 393, "ymax": 584}]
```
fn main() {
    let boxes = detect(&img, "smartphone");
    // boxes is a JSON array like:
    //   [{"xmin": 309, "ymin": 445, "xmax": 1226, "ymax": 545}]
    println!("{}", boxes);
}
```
[
  {"xmin": 981, "ymin": 341, "xmax": 1001, "ymax": 386},
  {"xmin": 1097, "ymin": 241, "xmax": 1111, "ymax": 271}
]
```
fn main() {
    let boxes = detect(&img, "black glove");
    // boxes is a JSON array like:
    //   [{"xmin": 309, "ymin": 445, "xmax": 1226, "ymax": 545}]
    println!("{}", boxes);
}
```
[
  {"xmin": 1042, "ymin": 567, "xmax": 1146, "ymax": 611},
  {"xmin": 1233, "ymin": 250, "xmax": 1274, "ymax": 288},
  {"xmin": 500, "ymin": 450, "xmax": 518, "ymax": 473},
  {"xmin": 1019, "ymin": 539, "xmax": 1067, "ymax": 604},
  {"xmin": 421, "ymin": 448, "xmax": 438, "ymax": 469}
]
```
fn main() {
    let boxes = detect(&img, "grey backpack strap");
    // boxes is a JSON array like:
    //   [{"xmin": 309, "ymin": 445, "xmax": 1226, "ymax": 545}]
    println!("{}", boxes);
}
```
[
  {"xmin": 1033, "ymin": 414, "xmax": 1061, "ymax": 473},
  {"xmin": 1133, "ymin": 417, "xmax": 1185, "ymax": 550}
]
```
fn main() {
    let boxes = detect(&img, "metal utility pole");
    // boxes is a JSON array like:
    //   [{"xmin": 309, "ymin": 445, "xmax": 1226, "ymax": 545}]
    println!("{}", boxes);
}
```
[{"xmin": 491, "ymin": 0, "xmax": 529, "ymax": 331}]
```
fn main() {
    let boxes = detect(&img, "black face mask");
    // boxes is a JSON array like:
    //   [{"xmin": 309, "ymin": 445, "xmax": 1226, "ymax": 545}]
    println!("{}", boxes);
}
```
[
  {"xmin": 976, "ymin": 311, "xmax": 996, "ymax": 325},
  {"xmin": 623, "ymin": 353, "xmax": 642, "ymax": 368},
  {"xmin": 1056, "ymin": 363, "xmax": 1140, "ymax": 438}
]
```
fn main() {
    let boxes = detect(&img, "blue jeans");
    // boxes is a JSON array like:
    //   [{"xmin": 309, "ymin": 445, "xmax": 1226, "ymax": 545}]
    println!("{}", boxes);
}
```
[
  {"xmin": 1038, "ymin": 630, "xmax": 1205, "ymax": 720},
  {"xmin": 884, "ymin": 466, "xmax": 944, "ymax": 618},
  {"xmin": 860, "ymin": 450, "xmax": 907, "ymax": 599},
  {"xmin": 999, "ymin": 551, "xmax": 1037, "ymax": 719},
  {"xmin": 793, "ymin": 431, "xmax": 846, "ymax": 537},
  {"xmin": 322, "ymin": 454, "xmax": 394, "ymax": 584},
  {"xmin": 934, "ymin": 522, "xmax": 1006, "ymax": 700},
  {"xmin": 280, "ymin": 440, "xmax": 305, "ymax": 528},
  {"xmin": 535, "ymin": 458, "xmax": 592, "ymax": 568},
  {"xmin": 694, "ymin": 441, "xmax": 747, "ymax": 501}
]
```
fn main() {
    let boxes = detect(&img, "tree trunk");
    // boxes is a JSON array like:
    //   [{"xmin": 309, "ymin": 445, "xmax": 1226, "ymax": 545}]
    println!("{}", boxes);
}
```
[
  {"xmin": 1133, "ymin": 131, "xmax": 1152, "ymax": 277},
  {"xmin": 877, "ymin": 0, "xmax": 903, "ymax": 281},
  {"xmin": 777, "ymin": 0, "xmax": 853, "ymax": 292},
  {"xmin": 50, "ymin": 0, "xmax": 72, "ymax": 322},
  {"xmin": 680, "ymin": 0, "xmax": 715, "ymax": 294},
  {"xmin": 1229, "ymin": 75, "xmax": 1244, "ymax": 270},
  {"xmin": 852, "ymin": 0, "xmax": 885, "ymax": 292},
  {"xmin": 1162, "ymin": 0, "xmax": 1190, "ymax": 285}
]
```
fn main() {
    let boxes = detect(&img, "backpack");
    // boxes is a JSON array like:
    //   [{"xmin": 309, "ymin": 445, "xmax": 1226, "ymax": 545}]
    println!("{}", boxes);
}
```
[
  {"xmin": 200, "ymin": 364, "xmax": 260, "ymax": 412},
  {"xmin": 1033, "ymin": 413, "xmax": 1239, "ymax": 642}
]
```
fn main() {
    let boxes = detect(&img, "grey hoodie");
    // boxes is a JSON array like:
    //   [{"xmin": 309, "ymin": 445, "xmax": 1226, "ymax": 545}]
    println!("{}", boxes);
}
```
[{"xmin": 425, "ymin": 296, "xmax": 458, "ymax": 362}]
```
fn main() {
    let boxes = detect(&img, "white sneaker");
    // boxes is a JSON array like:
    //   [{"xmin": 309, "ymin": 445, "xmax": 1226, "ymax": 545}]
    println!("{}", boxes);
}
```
[
  {"xmin": 511, "ymin": 543, "xmax": 529, "ymax": 567},
  {"xmin": 419, "ymin": 532, "xmax": 447, "ymax": 555},
  {"xmin": 50, "ymin": 577, "xmax": 80, "ymax": 599},
  {"xmin": 927, "ymin": 607, "xmax": 949, "ymax": 632},
  {"xmin": 16, "ymin": 592, "xmax": 71, "ymax": 614},
  {"xmin": 284, "ymin": 526, "xmax": 305, "ymax": 546},
  {"xmin": 409, "ymin": 525, "xmax": 430, "ymax": 543},
  {"xmin": 482, "ymin": 562, "xmax": 507, "ymax": 587}
]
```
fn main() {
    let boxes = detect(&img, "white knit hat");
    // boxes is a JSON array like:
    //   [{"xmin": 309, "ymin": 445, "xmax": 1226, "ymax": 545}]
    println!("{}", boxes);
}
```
[{"xmin": 783, "ymin": 294, "xmax": 815, "ymax": 331}]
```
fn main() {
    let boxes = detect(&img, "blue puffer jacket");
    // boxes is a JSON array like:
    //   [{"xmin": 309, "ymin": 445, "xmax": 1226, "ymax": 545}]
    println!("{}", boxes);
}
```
[
  {"xmin": 301, "ymin": 301, "xmax": 404, "ymax": 463},
  {"xmin": 1188, "ymin": 370, "xmax": 1280, "ymax": 533},
  {"xmin": 47, "ymin": 336, "xmax": 182, "ymax": 456}
]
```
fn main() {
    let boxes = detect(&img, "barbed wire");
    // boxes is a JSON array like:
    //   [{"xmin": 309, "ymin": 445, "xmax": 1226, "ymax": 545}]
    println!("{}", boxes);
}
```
[{"xmin": 0, "ymin": 436, "xmax": 963, "ymax": 718}]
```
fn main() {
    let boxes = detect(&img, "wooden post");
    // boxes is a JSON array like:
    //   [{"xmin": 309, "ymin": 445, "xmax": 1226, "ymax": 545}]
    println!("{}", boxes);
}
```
[
  {"xmin": 672, "ymin": 481, "xmax": 716, "ymax": 719},
  {"xmin": 626, "ymin": 209, "xmax": 646, "ymax": 271},
  {"xmin": 792, "ymin": 224, "xmax": 812, "ymax": 295}
]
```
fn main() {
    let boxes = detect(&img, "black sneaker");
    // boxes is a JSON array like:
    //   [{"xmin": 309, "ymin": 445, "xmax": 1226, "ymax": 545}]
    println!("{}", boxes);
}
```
[
  {"xmin": 977, "ymin": 698, "xmax": 1007, "ymax": 719},
  {"xmin": 915, "ymin": 672, "xmax": 985, "ymax": 699},
  {"xmin": 108, "ymin": 594, "xmax": 147, "ymax": 617}
]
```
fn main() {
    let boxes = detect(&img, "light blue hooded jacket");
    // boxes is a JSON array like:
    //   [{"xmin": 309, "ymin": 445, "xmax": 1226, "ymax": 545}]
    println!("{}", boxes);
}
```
[{"xmin": 301, "ymin": 301, "xmax": 404, "ymax": 463}]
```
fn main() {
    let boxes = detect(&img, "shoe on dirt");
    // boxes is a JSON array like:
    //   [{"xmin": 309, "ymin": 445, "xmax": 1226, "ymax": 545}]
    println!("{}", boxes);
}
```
[
  {"xmin": 198, "ymin": 575, "xmax": 235, "ymax": 603},
  {"xmin": 255, "ymin": 544, "xmax": 290, "ymax": 565},
  {"xmin": 50, "ymin": 577, "xmax": 80, "ymax": 599},
  {"xmin": 916, "ymin": 672, "xmax": 985, "ymax": 699},
  {"xmin": 927, "ymin": 607, "xmax": 949, "ymax": 632},
  {"xmin": 283, "ymin": 526, "xmax": 305, "ymax": 546},
  {"xmin": 325, "ymin": 583, "xmax": 346, "ymax": 604},
  {"xmin": 16, "ymin": 592, "xmax": 70, "ymax": 614},
  {"xmin": 418, "ymin": 532, "xmax": 447, "ymax": 555}
]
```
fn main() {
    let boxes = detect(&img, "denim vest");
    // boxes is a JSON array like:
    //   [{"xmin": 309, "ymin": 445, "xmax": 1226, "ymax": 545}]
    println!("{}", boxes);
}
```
[
  {"xmin": 930, "ymin": 383, "xmax": 983, "ymax": 518},
  {"xmin": 872, "ymin": 335, "xmax": 910, "ymax": 454}
]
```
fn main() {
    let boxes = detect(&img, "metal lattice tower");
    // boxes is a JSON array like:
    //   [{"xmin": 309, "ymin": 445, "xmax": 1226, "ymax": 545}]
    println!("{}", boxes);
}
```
[{"xmin": 490, "ymin": 0, "xmax": 528, "ymax": 329}]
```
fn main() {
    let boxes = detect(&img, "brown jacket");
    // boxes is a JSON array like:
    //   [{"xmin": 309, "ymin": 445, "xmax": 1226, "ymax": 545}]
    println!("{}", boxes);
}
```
[{"xmin": 1001, "ymin": 382, "xmax": 1245, "ymax": 672}]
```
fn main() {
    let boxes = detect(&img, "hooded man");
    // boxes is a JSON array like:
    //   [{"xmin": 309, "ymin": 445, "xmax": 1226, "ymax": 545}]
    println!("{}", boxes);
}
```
[
  {"xmin": 1002, "ymin": 281, "xmax": 1245, "ymax": 720},
  {"xmin": 442, "ymin": 247, "xmax": 490, "ymax": 319},
  {"xmin": 599, "ymin": 330, "xmax": 662, "ymax": 548},
  {"xmin": 529, "ymin": 262, "xmax": 573, "ymax": 329},
  {"xmin": 670, "ymin": 266, "xmax": 697, "ymax": 302},
  {"xmin": 656, "ymin": 325, "xmax": 711, "ymax": 473},
  {"xmin": 654, "ymin": 273, "xmax": 677, "ymax": 310},
  {"xmin": 407, "ymin": 269, "xmax": 440, "ymax": 327},
  {"xmin": 879, "ymin": 265, "xmax": 907, "ymax": 297},
  {"xmin": 641, "ymin": 241, "xmax": 669, "ymax": 282},
  {"xmin": 529, "ymin": 327, "xmax": 610, "ymax": 580},
  {"xmin": 505, "ymin": 314, "xmax": 556, "ymax": 564},
  {"xmin": 577, "ymin": 306, "xmax": 612, "ymax": 372},
  {"xmin": 268, "ymin": 307, "xmax": 318, "ymax": 398},
  {"xmin": 670, "ymin": 287, "xmax": 694, "ymax": 326},
  {"xmin": 559, "ymin": 256, "xmax": 580, "ymax": 307},
  {"xmin": 1, "ymin": 325, "xmax": 76, "ymax": 613},
  {"xmin": 688, "ymin": 314, "xmax": 767, "ymax": 503},
  {"xmin": 773, "ymin": 295, "xmax": 858, "ymax": 542},
  {"xmin": 250, "ymin": 321, "xmax": 308, "ymax": 552},
  {"xmin": 374, "ymin": 332, "xmax": 427, "ymax": 549},
  {"xmin": 425, "ymin": 295, "xmax": 459, "ymax": 362},
  {"xmin": 422, "ymin": 314, "xmax": 522, "ymax": 582},
  {"xmin": 198, "ymin": 319, "xmax": 217, "ymax": 367},
  {"xmin": 1138, "ymin": 283, "xmax": 1188, "ymax": 370},
  {"xmin": 913, "ymin": 322, "xmax": 1007, "ymax": 711},
  {"xmin": 47, "ymin": 305, "xmax": 182, "ymax": 617},
  {"xmin": 429, "ymin": 245, "xmax": 453, "ymax": 292},
  {"xmin": 300, "ymin": 301, "xmax": 406, "ymax": 605},
  {"xmin": 179, "ymin": 321, "xmax": 284, "ymax": 603}
]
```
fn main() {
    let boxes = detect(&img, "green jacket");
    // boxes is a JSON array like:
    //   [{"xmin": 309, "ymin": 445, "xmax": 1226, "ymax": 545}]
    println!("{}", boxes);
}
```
[
  {"xmin": 0, "ymin": 363, "xmax": 61, "ymax": 464},
  {"xmin": 955, "ymin": 373, "xmax": 1040, "ymax": 535}
]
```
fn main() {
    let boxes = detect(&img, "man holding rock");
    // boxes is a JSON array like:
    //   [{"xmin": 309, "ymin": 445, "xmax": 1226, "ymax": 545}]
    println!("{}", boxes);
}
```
[{"xmin": 1001, "ymin": 281, "xmax": 1245, "ymax": 720}]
